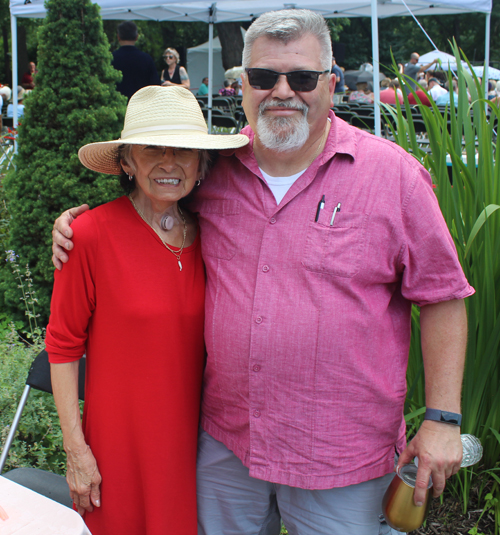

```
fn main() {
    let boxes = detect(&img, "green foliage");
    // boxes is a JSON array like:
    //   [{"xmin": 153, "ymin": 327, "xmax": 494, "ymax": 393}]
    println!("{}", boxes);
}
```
[
  {"xmin": 384, "ymin": 42, "xmax": 500, "ymax": 532},
  {"xmin": 0, "ymin": 327, "xmax": 65, "ymax": 474},
  {"xmin": 2, "ymin": 0, "xmax": 126, "ymax": 325}
]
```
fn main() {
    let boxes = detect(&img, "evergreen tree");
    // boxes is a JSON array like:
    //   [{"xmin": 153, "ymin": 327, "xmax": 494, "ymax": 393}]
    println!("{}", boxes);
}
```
[{"xmin": 3, "ymin": 0, "xmax": 126, "ymax": 326}]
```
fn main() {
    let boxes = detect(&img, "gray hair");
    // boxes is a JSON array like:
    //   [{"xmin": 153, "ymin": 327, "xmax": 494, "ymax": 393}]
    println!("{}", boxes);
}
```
[{"xmin": 242, "ymin": 9, "xmax": 332, "ymax": 71}]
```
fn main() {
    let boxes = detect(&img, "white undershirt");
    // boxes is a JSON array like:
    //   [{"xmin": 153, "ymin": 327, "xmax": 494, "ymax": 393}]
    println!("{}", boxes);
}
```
[
  {"xmin": 259, "ymin": 168, "xmax": 306, "ymax": 204},
  {"xmin": 259, "ymin": 118, "xmax": 331, "ymax": 204}
]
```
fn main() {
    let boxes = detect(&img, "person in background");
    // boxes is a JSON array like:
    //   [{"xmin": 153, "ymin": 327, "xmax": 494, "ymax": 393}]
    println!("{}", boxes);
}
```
[
  {"xmin": 407, "ymin": 83, "xmax": 432, "ymax": 107},
  {"xmin": 331, "ymin": 56, "xmax": 345, "ymax": 105},
  {"xmin": 380, "ymin": 78, "xmax": 391, "ymax": 90},
  {"xmin": 403, "ymin": 53, "xmax": 439, "ymax": 91},
  {"xmin": 435, "ymin": 79, "xmax": 459, "ymax": 106},
  {"xmin": 379, "ymin": 79, "xmax": 404, "ymax": 105},
  {"xmin": 219, "ymin": 79, "xmax": 235, "ymax": 96},
  {"xmin": 197, "ymin": 77, "xmax": 209, "ymax": 96},
  {"xmin": 112, "ymin": 21, "xmax": 160, "ymax": 100},
  {"xmin": 428, "ymin": 77, "xmax": 448, "ymax": 101},
  {"xmin": 161, "ymin": 48, "xmax": 190, "ymax": 90},
  {"xmin": 487, "ymin": 81, "xmax": 497, "ymax": 100},
  {"xmin": 348, "ymin": 81, "xmax": 374, "ymax": 104},
  {"xmin": 21, "ymin": 61, "xmax": 37, "ymax": 90},
  {"xmin": 231, "ymin": 80, "xmax": 243, "ymax": 96},
  {"xmin": 7, "ymin": 87, "xmax": 25, "ymax": 118},
  {"xmin": 0, "ymin": 83, "xmax": 12, "ymax": 106}
]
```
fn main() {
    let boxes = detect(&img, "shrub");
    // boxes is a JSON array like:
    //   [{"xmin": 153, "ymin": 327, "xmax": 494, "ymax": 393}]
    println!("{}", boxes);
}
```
[
  {"xmin": 3, "ymin": 0, "xmax": 126, "ymax": 325},
  {"xmin": 0, "ymin": 326, "xmax": 65, "ymax": 474}
]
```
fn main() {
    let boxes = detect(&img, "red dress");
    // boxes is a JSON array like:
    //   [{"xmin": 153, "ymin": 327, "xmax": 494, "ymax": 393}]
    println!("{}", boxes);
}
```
[{"xmin": 46, "ymin": 196, "xmax": 205, "ymax": 535}]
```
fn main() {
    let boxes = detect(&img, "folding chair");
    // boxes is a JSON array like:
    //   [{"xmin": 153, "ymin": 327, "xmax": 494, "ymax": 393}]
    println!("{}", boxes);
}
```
[
  {"xmin": 0, "ymin": 349, "xmax": 85, "ymax": 508},
  {"xmin": 334, "ymin": 109, "xmax": 356, "ymax": 124},
  {"xmin": 350, "ymin": 114, "xmax": 375, "ymax": 133},
  {"xmin": 211, "ymin": 114, "xmax": 239, "ymax": 133}
]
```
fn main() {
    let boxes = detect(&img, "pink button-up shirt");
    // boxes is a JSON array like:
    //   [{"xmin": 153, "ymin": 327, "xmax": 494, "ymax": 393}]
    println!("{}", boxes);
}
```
[{"xmin": 191, "ymin": 111, "xmax": 474, "ymax": 490}]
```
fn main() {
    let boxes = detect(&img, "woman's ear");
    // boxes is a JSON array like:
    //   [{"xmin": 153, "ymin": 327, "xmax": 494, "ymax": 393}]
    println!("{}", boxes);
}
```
[{"xmin": 120, "ymin": 159, "xmax": 133, "ymax": 175}]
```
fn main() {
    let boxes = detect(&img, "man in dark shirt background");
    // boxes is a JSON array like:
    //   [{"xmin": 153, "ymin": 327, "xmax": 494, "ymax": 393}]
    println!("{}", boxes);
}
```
[
  {"xmin": 331, "ymin": 56, "xmax": 345, "ymax": 104},
  {"xmin": 112, "ymin": 21, "xmax": 160, "ymax": 99}
]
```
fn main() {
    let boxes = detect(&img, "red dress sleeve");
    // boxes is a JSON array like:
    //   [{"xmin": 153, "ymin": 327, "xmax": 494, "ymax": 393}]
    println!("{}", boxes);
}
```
[{"xmin": 46, "ymin": 212, "xmax": 98, "ymax": 363}]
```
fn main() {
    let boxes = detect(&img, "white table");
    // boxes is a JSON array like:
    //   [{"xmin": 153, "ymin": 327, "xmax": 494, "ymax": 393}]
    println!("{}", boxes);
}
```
[{"xmin": 0, "ymin": 476, "xmax": 92, "ymax": 534}]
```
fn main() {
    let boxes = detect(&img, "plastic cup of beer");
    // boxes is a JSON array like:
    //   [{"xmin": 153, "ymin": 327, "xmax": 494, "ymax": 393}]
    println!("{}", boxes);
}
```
[{"xmin": 382, "ymin": 464, "xmax": 432, "ymax": 532}]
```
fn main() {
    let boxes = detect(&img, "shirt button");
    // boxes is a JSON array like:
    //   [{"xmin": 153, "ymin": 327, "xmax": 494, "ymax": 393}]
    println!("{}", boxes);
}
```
[
  {"xmin": 253, "ymin": 410, "xmax": 261, "ymax": 418},
  {"xmin": 262, "ymin": 265, "xmax": 269, "ymax": 272},
  {"xmin": 270, "ymin": 217, "xmax": 276, "ymax": 224},
  {"xmin": 253, "ymin": 364, "xmax": 261, "ymax": 372},
  {"xmin": 255, "ymin": 316, "xmax": 263, "ymax": 324}
]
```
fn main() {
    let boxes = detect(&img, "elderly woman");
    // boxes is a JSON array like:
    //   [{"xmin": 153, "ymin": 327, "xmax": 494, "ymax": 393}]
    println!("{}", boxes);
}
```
[
  {"xmin": 160, "ymin": 48, "xmax": 190, "ymax": 89},
  {"xmin": 46, "ymin": 86, "xmax": 248, "ymax": 535}
]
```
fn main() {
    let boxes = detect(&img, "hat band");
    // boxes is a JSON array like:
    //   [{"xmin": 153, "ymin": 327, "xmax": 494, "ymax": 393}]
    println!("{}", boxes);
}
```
[{"xmin": 122, "ymin": 124, "xmax": 207, "ymax": 138}]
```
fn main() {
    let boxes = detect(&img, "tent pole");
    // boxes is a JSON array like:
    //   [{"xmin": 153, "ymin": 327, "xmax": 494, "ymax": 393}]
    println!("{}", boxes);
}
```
[
  {"xmin": 371, "ymin": 0, "xmax": 381, "ymax": 137},
  {"xmin": 484, "ymin": 11, "xmax": 491, "ymax": 104},
  {"xmin": 208, "ymin": 4, "xmax": 216, "ymax": 133},
  {"xmin": 10, "ymin": 13, "xmax": 18, "ymax": 152}
]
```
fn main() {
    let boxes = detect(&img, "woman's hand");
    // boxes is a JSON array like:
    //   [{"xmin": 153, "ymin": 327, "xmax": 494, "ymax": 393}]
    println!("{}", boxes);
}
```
[
  {"xmin": 52, "ymin": 204, "xmax": 89, "ymax": 269},
  {"xmin": 65, "ymin": 444, "xmax": 102, "ymax": 516}
]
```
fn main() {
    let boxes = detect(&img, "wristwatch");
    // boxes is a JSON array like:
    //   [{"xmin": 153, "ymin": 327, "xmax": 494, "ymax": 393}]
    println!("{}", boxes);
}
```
[{"xmin": 424, "ymin": 408, "xmax": 462, "ymax": 426}]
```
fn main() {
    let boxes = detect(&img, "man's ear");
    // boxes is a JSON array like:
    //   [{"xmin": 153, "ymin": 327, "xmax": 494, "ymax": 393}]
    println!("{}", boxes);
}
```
[{"xmin": 329, "ymin": 73, "xmax": 336, "ymax": 107}]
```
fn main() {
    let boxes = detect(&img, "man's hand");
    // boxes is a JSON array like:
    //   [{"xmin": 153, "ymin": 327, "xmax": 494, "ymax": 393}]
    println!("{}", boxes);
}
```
[
  {"xmin": 65, "ymin": 444, "xmax": 102, "ymax": 516},
  {"xmin": 52, "ymin": 204, "xmax": 89, "ymax": 270},
  {"xmin": 397, "ymin": 420, "xmax": 462, "ymax": 506}
]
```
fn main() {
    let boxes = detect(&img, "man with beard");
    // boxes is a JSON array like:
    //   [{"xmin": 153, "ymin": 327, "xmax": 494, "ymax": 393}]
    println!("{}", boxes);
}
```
[{"xmin": 52, "ymin": 9, "xmax": 472, "ymax": 535}]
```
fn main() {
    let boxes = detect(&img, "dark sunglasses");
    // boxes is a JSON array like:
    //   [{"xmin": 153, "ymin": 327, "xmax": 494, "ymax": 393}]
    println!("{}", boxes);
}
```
[
  {"xmin": 245, "ymin": 68, "xmax": 329, "ymax": 92},
  {"xmin": 164, "ymin": 55, "xmax": 175, "ymax": 59}
]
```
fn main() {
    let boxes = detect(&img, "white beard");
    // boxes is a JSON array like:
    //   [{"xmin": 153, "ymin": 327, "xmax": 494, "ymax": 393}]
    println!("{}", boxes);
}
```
[{"xmin": 256, "ymin": 99, "xmax": 310, "ymax": 152}]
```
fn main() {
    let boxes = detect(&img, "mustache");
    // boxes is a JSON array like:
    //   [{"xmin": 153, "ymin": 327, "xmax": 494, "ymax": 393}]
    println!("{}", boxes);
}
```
[{"xmin": 258, "ymin": 99, "xmax": 309, "ymax": 116}]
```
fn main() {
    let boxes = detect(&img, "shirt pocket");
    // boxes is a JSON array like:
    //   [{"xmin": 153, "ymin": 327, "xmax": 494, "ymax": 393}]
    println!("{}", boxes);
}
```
[
  {"xmin": 302, "ymin": 212, "xmax": 368, "ymax": 278},
  {"xmin": 199, "ymin": 199, "xmax": 240, "ymax": 261}
]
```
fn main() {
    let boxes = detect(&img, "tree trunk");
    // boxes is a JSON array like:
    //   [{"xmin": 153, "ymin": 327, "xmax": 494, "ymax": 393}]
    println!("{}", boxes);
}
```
[
  {"xmin": 17, "ymin": 25, "xmax": 29, "ymax": 82},
  {"xmin": 3, "ymin": 24, "xmax": 10, "ymax": 84},
  {"xmin": 217, "ymin": 22, "xmax": 244, "ymax": 71}
]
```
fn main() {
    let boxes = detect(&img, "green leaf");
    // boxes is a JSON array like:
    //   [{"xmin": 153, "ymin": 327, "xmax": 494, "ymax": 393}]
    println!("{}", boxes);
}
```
[{"xmin": 464, "ymin": 205, "xmax": 500, "ymax": 258}]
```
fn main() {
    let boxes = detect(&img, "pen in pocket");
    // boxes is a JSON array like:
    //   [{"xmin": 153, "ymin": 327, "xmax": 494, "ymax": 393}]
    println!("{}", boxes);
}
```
[
  {"xmin": 315, "ymin": 195, "xmax": 325, "ymax": 222},
  {"xmin": 330, "ymin": 202, "xmax": 342, "ymax": 226}
]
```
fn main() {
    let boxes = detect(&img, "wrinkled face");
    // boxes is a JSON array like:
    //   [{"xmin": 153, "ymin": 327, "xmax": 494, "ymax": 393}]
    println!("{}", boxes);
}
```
[
  {"xmin": 241, "ymin": 34, "xmax": 335, "ymax": 151},
  {"xmin": 121, "ymin": 145, "xmax": 201, "ymax": 207}
]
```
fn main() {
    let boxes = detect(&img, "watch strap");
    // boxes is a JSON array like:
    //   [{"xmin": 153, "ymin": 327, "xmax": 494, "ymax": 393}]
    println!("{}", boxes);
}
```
[{"xmin": 424, "ymin": 408, "xmax": 462, "ymax": 426}]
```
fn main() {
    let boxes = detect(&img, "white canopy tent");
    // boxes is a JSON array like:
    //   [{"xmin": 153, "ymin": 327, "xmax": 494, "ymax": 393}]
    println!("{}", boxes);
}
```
[
  {"xmin": 187, "ymin": 35, "xmax": 228, "ymax": 94},
  {"xmin": 187, "ymin": 28, "xmax": 246, "ymax": 92},
  {"xmin": 466, "ymin": 65, "xmax": 500, "ymax": 80},
  {"xmin": 417, "ymin": 49, "xmax": 466, "ymax": 71},
  {"xmin": 9, "ymin": 0, "xmax": 492, "ymax": 135}
]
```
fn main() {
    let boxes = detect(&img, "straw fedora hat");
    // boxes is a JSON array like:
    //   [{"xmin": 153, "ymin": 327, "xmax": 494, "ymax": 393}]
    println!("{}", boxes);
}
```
[{"xmin": 78, "ymin": 85, "xmax": 249, "ymax": 175}]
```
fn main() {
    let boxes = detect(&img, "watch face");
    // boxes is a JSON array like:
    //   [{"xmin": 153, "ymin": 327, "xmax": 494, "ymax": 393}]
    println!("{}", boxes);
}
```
[
  {"xmin": 425, "ymin": 408, "xmax": 461, "ymax": 426},
  {"xmin": 440, "ymin": 411, "xmax": 461, "ymax": 425}
]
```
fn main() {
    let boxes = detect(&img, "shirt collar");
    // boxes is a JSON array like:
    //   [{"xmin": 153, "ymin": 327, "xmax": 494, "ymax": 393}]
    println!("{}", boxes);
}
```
[{"xmin": 219, "ymin": 109, "xmax": 357, "ymax": 172}]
